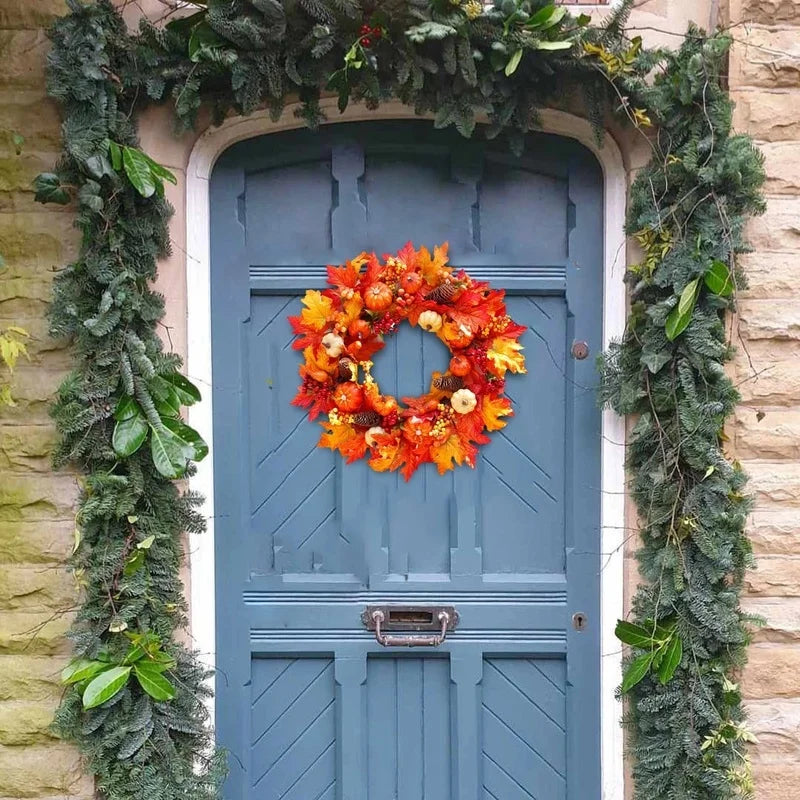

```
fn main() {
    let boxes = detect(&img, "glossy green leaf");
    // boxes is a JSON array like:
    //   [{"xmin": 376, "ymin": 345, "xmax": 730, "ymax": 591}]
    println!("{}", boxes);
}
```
[
  {"xmin": 122, "ymin": 146, "xmax": 156, "ymax": 198},
  {"xmin": 621, "ymin": 652, "xmax": 654, "ymax": 693},
  {"xmin": 149, "ymin": 424, "xmax": 193, "ymax": 479},
  {"xmin": 62, "ymin": 658, "xmax": 105, "ymax": 685},
  {"xmin": 526, "ymin": 4, "xmax": 564, "ymax": 29},
  {"xmin": 107, "ymin": 140, "xmax": 122, "ymax": 171},
  {"xmin": 153, "ymin": 386, "xmax": 182, "ymax": 418},
  {"xmin": 657, "ymin": 634, "xmax": 683, "ymax": 684},
  {"xmin": 615, "ymin": 620, "xmax": 656, "ymax": 648},
  {"xmin": 161, "ymin": 416, "xmax": 209, "ymax": 462},
  {"xmin": 114, "ymin": 396, "xmax": 140, "ymax": 422},
  {"xmin": 505, "ymin": 49, "xmax": 523, "ymax": 76},
  {"xmin": 160, "ymin": 372, "xmax": 201, "ymax": 405},
  {"xmin": 82, "ymin": 665, "xmax": 131, "ymax": 709},
  {"xmin": 704, "ymin": 259, "xmax": 734, "ymax": 296},
  {"xmin": 665, "ymin": 278, "xmax": 699, "ymax": 341},
  {"xmin": 134, "ymin": 661, "xmax": 176, "ymax": 701},
  {"xmin": 112, "ymin": 414, "xmax": 149, "ymax": 458},
  {"xmin": 535, "ymin": 40, "xmax": 574, "ymax": 51},
  {"xmin": 123, "ymin": 548, "xmax": 145, "ymax": 577}
]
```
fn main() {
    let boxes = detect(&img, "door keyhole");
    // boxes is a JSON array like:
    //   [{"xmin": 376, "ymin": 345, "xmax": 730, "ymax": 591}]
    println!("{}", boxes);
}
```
[{"xmin": 572, "ymin": 612, "xmax": 588, "ymax": 631}]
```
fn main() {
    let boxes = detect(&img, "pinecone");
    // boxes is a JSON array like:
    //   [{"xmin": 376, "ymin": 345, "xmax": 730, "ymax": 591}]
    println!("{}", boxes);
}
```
[
  {"xmin": 352, "ymin": 410, "xmax": 383, "ymax": 427},
  {"xmin": 338, "ymin": 358, "xmax": 356, "ymax": 380},
  {"xmin": 425, "ymin": 282, "xmax": 457, "ymax": 304},
  {"xmin": 433, "ymin": 374, "xmax": 465, "ymax": 392}
]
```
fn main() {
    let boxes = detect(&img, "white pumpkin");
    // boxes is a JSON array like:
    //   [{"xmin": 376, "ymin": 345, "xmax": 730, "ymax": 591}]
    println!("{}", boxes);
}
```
[
  {"xmin": 418, "ymin": 310, "xmax": 443, "ymax": 332},
  {"xmin": 451, "ymin": 388, "xmax": 478, "ymax": 415},
  {"xmin": 321, "ymin": 332, "xmax": 345, "ymax": 358},
  {"xmin": 365, "ymin": 426, "xmax": 385, "ymax": 447}
]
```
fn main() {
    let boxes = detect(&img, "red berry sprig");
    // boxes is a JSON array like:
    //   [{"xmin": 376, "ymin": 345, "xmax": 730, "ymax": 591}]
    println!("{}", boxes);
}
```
[{"xmin": 358, "ymin": 23, "xmax": 383, "ymax": 49}]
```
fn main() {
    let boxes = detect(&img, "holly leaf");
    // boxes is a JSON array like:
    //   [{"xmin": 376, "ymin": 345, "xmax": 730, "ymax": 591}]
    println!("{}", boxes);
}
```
[
  {"xmin": 480, "ymin": 396, "xmax": 513, "ymax": 431},
  {"xmin": 82, "ymin": 665, "xmax": 131, "ymax": 709}
]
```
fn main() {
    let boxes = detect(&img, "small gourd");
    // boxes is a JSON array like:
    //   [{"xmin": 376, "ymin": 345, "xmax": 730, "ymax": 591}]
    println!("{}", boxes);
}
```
[
  {"xmin": 321, "ymin": 332, "xmax": 345, "ymax": 358},
  {"xmin": 364, "ymin": 282, "xmax": 393, "ymax": 311},
  {"xmin": 418, "ymin": 310, "xmax": 443, "ymax": 332},
  {"xmin": 333, "ymin": 382, "xmax": 364, "ymax": 412},
  {"xmin": 451, "ymin": 388, "xmax": 477, "ymax": 415}
]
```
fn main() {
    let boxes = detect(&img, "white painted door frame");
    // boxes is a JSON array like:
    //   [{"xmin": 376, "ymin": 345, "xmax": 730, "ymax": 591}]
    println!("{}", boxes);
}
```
[{"xmin": 184, "ymin": 100, "xmax": 628, "ymax": 800}]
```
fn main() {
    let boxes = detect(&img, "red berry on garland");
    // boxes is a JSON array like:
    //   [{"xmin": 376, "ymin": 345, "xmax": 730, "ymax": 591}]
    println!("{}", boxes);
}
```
[
  {"xmin": 362, "ymin": 37, "xmax": 372, "ymax": 47},
  {"xmin": 449, "ymin": 354, "xmax": 471, "ymax": 376},
  {"xmin": 364, "ymin": 281, "xmax": 393, "ymax": 311},
  {"xmin": 333, "ymin": 382, "xmax": 364, "ymax": 412},
  {"xmin": 400, "ymin": 271, "xmax": 423, "ymax": 294}
]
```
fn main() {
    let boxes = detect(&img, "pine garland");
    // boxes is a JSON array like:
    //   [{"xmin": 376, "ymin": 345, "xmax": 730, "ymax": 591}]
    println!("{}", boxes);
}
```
[{"xmin": 39, "ymin": 2, "xmax": 764, "ymax": 799}]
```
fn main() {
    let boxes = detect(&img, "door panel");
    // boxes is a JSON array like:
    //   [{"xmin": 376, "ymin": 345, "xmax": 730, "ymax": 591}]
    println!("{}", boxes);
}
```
[{"xmin": 211, "ymin": 121, "xmax": 603, "ymax": 800}]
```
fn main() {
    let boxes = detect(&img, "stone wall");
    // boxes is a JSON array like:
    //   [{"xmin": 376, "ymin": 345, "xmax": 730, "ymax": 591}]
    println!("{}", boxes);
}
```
[
  {"xmin": 0, "ymin": 1, "xmax": 91, "ymax": 797},
  {"xmin": 730, "ymin": 2, "xmax": 800, "ymax": 797}
]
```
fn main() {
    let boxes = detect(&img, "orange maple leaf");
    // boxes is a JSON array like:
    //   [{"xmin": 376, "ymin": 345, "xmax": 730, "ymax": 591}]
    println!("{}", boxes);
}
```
[
  {"xmin": 487, "ymin": 336, "xmax": 527, "ymax": 376},
  {"xmin": 368, "ymin": 432, "xmax": 404, "ymax": 473},
  {"xmin": 327, "ymin": 259, "xmax": 362, "ymax": 289},
  {"xmin": 430, "ymin": 433, "xmax": 473, "ymax": 475},
  {"xmin": 297, "ymin": 290, "xmax": 334, "ymax": 332},
  {"xmin": 481, "ymin": 395, "xmax": 513, "ymax": 431},
  {"xmin": 319, "ymin": 421, "xmax": 367, "ymax": 463},
  {"xmin": 417, "ymin": 242, "xmax": 451, "ymax": 285}
]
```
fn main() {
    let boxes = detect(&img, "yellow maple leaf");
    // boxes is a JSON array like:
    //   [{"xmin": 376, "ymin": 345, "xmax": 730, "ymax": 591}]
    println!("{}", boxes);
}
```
[
  {"xmin": 300, "ymin": 290, "xmax": 334, "ymax": 331},
  {"xmin": 487, "ymin": 337, "xmax": 526, "ymax": 376},
  {"xmin": 481, "ymin": 396, "xmax": 513, "ymax": 431},
  {"xmin": 417, "ymin": 242, "xmax": 452, "ymax": 285},
  {"xmin": 337, "ymin": 294, "xmax": 364, "ymax": 328},
  {"xmin": 430, "ymin": 433, "xmax": 469, "ymax": 475},
  {"xmin": 369, "ymin": 436, "xmax": 404, "ymax": 473},
  {"xmin": 319, "ymin": 420, "xmax": 366, "ymax": 463}
]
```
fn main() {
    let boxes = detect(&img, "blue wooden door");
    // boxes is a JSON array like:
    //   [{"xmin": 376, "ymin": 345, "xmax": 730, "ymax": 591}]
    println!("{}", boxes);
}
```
[{"xmin": 210, "ymin": 121, "xmax": 603, "ymax": 800}]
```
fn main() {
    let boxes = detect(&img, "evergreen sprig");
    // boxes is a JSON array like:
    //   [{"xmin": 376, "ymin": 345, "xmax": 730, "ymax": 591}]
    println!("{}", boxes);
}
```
[{"xmin": 40, "ymin": 1, "xmax": 764, "ymax": 799}]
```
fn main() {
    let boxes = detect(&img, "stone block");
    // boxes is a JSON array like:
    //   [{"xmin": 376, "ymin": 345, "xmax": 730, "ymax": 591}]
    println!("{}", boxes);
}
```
[
  {"xmin": 0, "ymin": 212, "xmax": 78, "ymax": 274},
  {"xmin": 746, "ymin": 197, "xmax": 800, "ymax": 251},
  {"xmin": 751, "ymin": 763, "xmax": 800, "ymax": 800},
  {"xmin": 738, "ymin": 251, "xmax": 800, "ymax": 299},
  {"xmin": 743, "ymin": 645, "xmax": 800, "ymax": 699},
  {"xmin": 0, "ymin": 473, "xmax": 78, "ymax": 523},
  {"xmin": 0, "ymin": 92, "xmax": 61, "ymax": 152},
  {"xmin": 735, "ymin": 340, "xmax": 800, "ymax": 404},
  {"xmin": 744, "ymin": 596, "xmax": 800, "ymax": 642},
  {"xmin": 736, "ymin": 408, "xmax": 800, "ymax": 459},
  {"xmin": 747, "ymin": 699, "xmax": 800, "ymax": 761},
  {"xmin": 747, "ymin": 461, "xmax": 800, "ymax": 509},
  {"xmin": 761, "ymin": 142, "xmax": 800, "ymax": 193},
  {"xmin": 732, "ymin": 28, "xmax": 800, "ymax": 89},
  {"xmin": 0, "ymin": 656, "xmax": 65, "ymax": 703},
  {"xmin": 0, "ymin": 425, "xmax": 56, "ymax": 472},
  {"xmin": 0, "ymin": 520, "xmax": 73, "ymax": 565},
  {"xmin": 0, "ymin": 151, "xmax": 59, "ymax": 194},
  {"xmin": 0, "ymin": 701, "xmax": 55, "ymax": 745},
  {"xmin": 0, "ymin": 30, "xmax": 49, "ymax": 89},
  {"xmin": 732, "ymin": 90, "xmax": 800, "ymax": 142},
  {"xmin": 0, "ymin": 368, "xmax": 69, "ymax": 424},
  {"xmin": 0, "ymin": 611, "xmax": 72, "ymax": 656},
  {"xmin": 746, "ymin": 555, "xmax": 800, "ymax": 596},
  {"xmin": 738, "ymin": 298, "xmax": 800, "ymax": 339},
  {"xmin": 747, "ymin": 509, "xmax": 800, "ymax": 555},
  {"xmin": 0, "ymin": 566, "xmax": 75, "ymax": 611},
  {"xmin": 0, "ymin": 1, "xmax": 67, "ymax": 29},
  {"xmin": 0, "ymin": 743, "xmax": 87, "ymax": 798},
  {"xmin": 734, "ymin": 0, "xmax": 800, "ymax": 25}
]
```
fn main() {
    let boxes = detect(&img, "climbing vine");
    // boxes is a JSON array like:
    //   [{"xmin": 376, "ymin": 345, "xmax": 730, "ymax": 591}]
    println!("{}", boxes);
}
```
[{"xmin": 39, "ymin": 1, "xmax": 764, "ymax": 799}]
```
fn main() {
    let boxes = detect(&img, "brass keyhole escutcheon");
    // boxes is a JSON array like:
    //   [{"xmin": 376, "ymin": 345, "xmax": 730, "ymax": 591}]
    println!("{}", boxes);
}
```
[{"xmin": 572, "ymin": 612, "xmax": 588, "ymax": 631}]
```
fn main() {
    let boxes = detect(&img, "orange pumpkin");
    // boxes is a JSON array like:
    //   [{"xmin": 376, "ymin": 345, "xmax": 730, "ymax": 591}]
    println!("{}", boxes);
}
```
[
  {"xmin": 348, "ymin": 318, "xmax": 372, "ymax": 340},
  {"xmin": 364, "ymin": 282, "xmax": 393, "ymax": 311},
  {"xmin": 400, "ymin": 271, "xmax": 423, "ymax": 294},
  {"xmin": 443, "ymin": 320, "xmax": 474, "ymax": 349},
  {"xmin": 371, "ymin": 393, "xmax": 398, "ymax": 416},
  {"xmin": 333, "ymin": 382, "xmax": 364, "ymax": 412},
  {"xmin": 449, "ymin": 354, "xmax": 471, "ymax": 376}
]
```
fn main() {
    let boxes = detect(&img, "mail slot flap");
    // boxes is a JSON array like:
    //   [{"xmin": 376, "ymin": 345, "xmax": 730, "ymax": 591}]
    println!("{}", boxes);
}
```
[{"xmin": 361, "ymin": 605, "xmax": 459, "ymax": 632}]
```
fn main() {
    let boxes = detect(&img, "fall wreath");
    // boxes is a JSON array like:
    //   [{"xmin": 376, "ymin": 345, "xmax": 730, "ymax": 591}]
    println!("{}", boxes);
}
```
[{"xmin": 289, "ymin": 243, "xmax": 526, "ymax": 480}]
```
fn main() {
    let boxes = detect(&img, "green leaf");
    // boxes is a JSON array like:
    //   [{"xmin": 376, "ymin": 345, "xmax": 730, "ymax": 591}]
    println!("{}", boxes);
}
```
[
  {"xmin": 160, "ymin": 372, "xmax": 201, "ymax": 405},
  {"xmin": 82, "ymin": 665, "xmax": 131, "ymax": 709},
  {"xmin": 154, "ymin": 386, "xmax": 182, "ymax": 418},
  {"xmin": 150, "ymin": 424, "xmax": 193, "ymax": 479},
  {"xmin": 615, "ymin": 620, "xmax": 656, "ymax": 648},
  {"xmin": 134, "ymin": 661, "xmax": 176, "ymax": 701},
  {"xmin": 188, "ymin": 20, "xmax": 226, "ymax": 63},
  {"xmin": 107, "ymin": 140, "xmax": 122, "ymax": 171},
  {"xmin": 526, "ymin": 4, "xmax": 566, "ymax": 30},
  {"xmin": 535, "ymin": 40, "xmax": 574, "ymax": 51},
  {"xmin": 704, "ymin": 259, "xmax": 734, "ymax": 296},
  {"xmin": 114, "ymin": 396, "xmax": 140, "ymax": 422},
  {"xmin": 665, "ymin": 278, "xmax": 699, "ymax": 341},
  {"xmin": 657, "ymin": 634, "xmax": 683, "ymax": 684},
  {"xmin": 505, "ymin": 49, "xmax": 523, "ymax": 76},
  {"xmin": 576, "ymin": 13, "xmax": 592, "ymax": 26},
  {"xmin": 33, "ymin": 173, "xmax": 70, "ymax": 205},
  {"xmin": 62, "ymin": 658, "xmax": 105, "ymax": 685},
  {"xmin": 137, "ymin": 535, "xmax": 155, "ymax": 550},
  {"xmin": 123, "ymin": 548, "xmax": 145, "ymax": 577},
  {"xmin": 112, "ymin": 414, "xmax": 149, "ymax": 458},
  {"xmin": 621, "ymin": 652, "xmax": 654, "ymax": 693},
  {"xmin": 161, "ymin": 416, "xmax": 209, "ymax": 462},
  {"xmin": 122, "ymin": 146, "xmax": 156, "ymax": 198},
  {"xmin": 139, "ymin": 151, "xmax": 177, "ymax": 186}
]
